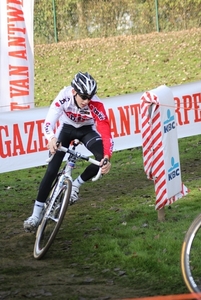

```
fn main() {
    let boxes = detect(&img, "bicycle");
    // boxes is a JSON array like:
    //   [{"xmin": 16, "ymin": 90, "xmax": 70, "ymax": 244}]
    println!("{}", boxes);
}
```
[
  {"xmin": 181, "ymin": 213, "xmax": 201, "ymax": 294},
  {"xmin": 33, "ymin": 139, "xmax": 102, "ymax": 260}
]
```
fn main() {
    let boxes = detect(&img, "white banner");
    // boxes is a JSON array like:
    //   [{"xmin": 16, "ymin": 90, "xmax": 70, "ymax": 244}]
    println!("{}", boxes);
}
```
[
  {"xmin": 0, "ymin": 0, "xmax": 34, "ymax": 112},
  {"xmin": 0, "ymin": 81, "xmax": 201, "ymax": 173}
]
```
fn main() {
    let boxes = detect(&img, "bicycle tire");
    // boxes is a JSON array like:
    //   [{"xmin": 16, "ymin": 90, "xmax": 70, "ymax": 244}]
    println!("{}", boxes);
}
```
[
  {"xmin": 33, "ymin": 179, "xmax": 72, "ymax": 259},
  {"xmin": 181, "ymin": 213, "xmax": 201, "ymax": 293}
]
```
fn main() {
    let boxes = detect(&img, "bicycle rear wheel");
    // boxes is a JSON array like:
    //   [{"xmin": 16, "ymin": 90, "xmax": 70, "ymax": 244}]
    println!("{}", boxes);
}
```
[
  {"xmin": 33, "ymin": 179, "xmax": 72, "ymax": 259},
  {"xmin": 181, "ymin": 213, "xmax": 201, "ymax": 293}
]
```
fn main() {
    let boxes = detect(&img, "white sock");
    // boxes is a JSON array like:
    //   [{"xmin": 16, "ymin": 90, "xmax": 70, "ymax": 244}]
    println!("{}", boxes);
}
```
[
  {"xmin": 32, "ymin": 200, "xmax": 44, "ymax": 219},
  {"xmin": 72, "ymin": 175, "xmax": 85, "ymax": 189}
]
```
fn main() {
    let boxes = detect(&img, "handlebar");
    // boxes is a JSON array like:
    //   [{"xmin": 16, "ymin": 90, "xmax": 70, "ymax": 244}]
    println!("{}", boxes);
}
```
[{"xmin": 46, "ymin": 145, "xmax": 103, "ymax": 182}]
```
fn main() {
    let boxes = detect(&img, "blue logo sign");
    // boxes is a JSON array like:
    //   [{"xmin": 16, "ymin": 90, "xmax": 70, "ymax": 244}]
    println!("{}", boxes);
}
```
[
  {"xmin": 164, "ymin": 109, "xmax": 175, "ymax": 133},
  {"xmin": 168, "ymin": 157, "xmax": 180, "ymax": 181}
]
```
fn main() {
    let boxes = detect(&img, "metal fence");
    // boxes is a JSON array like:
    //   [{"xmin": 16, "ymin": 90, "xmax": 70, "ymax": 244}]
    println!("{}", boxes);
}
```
[{"xmin": 34, "ymin": 0, "xmax": 201, "ymax": 44}]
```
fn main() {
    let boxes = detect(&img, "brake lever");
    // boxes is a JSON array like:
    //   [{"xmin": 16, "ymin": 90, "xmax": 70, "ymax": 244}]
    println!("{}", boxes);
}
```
[
  {"xmin": 92, "ymin": 158, "xmax": 109, "ymax": 181},
  {"xmin": 92, "ymin": 167, "xmax": 102, "ymax": 182},
  {"xmin": 46, "ymin": 141, "xmax": 62, "ymax": 163}
]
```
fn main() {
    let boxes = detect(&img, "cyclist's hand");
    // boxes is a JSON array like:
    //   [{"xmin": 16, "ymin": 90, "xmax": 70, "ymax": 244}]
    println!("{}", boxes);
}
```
[
  {"xmin": 101, "ymin": 156, "xmax": 111, "ymax": 175},
  {"xmin": 48, "ymin": 137, "xmax": 58, "ymax": 154}
]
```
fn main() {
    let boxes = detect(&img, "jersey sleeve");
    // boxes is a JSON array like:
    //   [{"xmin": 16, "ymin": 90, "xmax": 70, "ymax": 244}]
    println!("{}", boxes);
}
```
[
  {"xmin": 43, "ymin": 89, "xmax": 65, "ymax": 141},
  {"xmin": 89, "ymin": 99, "xmax": 113, "ymax": 158}
]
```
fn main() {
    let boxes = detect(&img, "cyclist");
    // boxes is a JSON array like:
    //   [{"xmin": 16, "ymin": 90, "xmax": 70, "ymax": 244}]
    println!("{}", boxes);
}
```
[{"xmin": 24, "ymin": 72, "xmax": 113, "ymax": 232}]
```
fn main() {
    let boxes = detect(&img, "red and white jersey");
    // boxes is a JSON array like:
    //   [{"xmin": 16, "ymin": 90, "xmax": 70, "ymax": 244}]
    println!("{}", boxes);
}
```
[{"xmin": 44, "ymin": 86, "xmax": 113, "ymax": 157}]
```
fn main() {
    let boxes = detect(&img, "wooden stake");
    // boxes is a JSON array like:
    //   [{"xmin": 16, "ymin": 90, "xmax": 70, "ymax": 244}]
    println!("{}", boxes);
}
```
[{"xmin": 158, "ymin": 207, "xmax": 165, "ymax": 222}]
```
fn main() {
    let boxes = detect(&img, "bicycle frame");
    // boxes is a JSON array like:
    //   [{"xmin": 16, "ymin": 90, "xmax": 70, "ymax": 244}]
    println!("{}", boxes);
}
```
[{"xmin": 33, "ymin": 139, "xmax": 102, "ymax": 259}]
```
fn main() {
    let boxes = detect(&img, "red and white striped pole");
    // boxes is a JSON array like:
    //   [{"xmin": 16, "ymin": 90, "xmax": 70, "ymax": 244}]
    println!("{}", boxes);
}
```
[{"xmin": 140, "ymin": 85, "xmax": 189, "ymax": 220}]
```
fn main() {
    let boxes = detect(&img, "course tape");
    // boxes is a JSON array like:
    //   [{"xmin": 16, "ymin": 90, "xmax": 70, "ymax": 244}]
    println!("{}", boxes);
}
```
[{"xmin": 121, "ymin": 294, "xmax": 201, "ymax": 300}]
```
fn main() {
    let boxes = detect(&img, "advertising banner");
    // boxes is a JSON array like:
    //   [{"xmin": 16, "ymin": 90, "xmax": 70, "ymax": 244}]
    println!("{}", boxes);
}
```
[
  {"xmin": 0, "ymin": 0, "xmax": 34, "ymax": 112},
  {"xmin": 0, "ymin": 81, "xmax": 201, "ymax": 173}
]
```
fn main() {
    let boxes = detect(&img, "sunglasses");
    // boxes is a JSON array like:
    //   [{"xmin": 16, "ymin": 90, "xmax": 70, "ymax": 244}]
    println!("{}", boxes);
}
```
[{"xmin": 79, "ymin": 94, "xmax": 91, "ymax": 100}]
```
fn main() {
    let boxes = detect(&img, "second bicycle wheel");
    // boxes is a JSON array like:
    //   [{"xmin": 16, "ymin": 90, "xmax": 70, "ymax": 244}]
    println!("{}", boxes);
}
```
[
  {"xmin": 33, "ymin": 179, "xmax": 72, "ymax": 259},
  {"xmin": 181, "ymin": 213, "xmax": 201, "ymax": 293}
]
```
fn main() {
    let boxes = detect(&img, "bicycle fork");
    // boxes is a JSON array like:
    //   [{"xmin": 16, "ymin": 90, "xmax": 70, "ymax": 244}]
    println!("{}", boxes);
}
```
[{"xmin": 45, "ymin": 173, "xmax": 71, "ymax": 222}]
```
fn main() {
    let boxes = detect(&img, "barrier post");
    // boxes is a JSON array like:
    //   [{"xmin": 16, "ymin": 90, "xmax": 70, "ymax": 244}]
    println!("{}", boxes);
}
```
[{"xmin": 140, "ymin": 85, "xmax": 189, "ymax": 221}]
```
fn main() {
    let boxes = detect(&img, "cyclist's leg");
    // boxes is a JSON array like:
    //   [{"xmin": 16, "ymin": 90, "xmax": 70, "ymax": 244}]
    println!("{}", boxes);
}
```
[
  {"xmin": 37, "ymin": 128, "xmax": 73, "ymax": 200},
  {"xmin": 81, "ymin": 133, "xmax": 104, "ymax": 181},
  {"xmin": 23, "ymin": 150, "xmax": 66, "ymax": 232},
  {"xmin": 62, "ymin": 124, "xmax": 104, "ymax": 181},
  {"xmin": 37, "ymin": 125, "xmax": 77, "ymax": 201},
  {"xmin": 37, "ymin": 151, "xmax": 65, "ymax": 201},
  {"xmin": 70, "ymin": 128, "xmax": 104, "ymax": 203},
  {"xmin": 24, "ymin": 126, "xmax": 72, "ymax": 231}
]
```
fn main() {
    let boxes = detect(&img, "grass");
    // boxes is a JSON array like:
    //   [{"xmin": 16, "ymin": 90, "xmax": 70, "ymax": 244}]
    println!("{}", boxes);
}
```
[
  {"xmin": 1, "ymin": 29, "xmax": 201, "ymax": 299},
  {"xmin": 34, "ymin": 29, "xmax": 201, "ymax": 107}
]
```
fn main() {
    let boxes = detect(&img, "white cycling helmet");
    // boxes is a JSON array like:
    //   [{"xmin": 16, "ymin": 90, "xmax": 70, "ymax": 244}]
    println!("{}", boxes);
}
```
[{"xmin": 71, "ymin": 72, "xmax": 97, "ymax": 99}]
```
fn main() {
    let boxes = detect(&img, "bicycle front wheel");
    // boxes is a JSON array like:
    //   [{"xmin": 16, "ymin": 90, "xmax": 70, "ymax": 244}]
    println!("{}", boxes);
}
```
[
  {"xmin": 33, "ymin": 179, "xmax": 72, "ymax": 259},
  {"xmin": 181, "ymin": 213, "xmax": 201, "ymax": 293}
]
